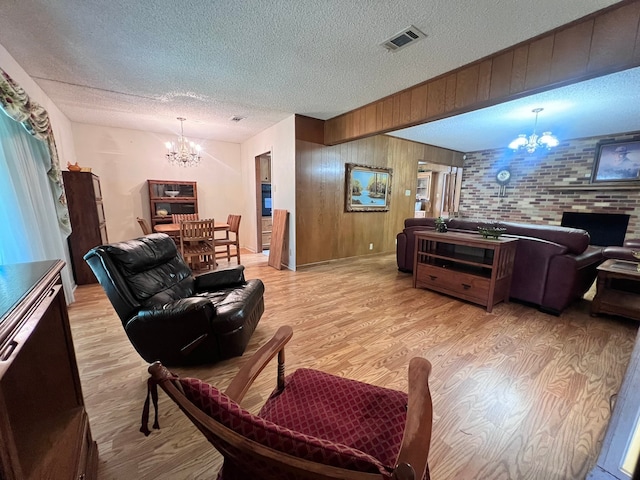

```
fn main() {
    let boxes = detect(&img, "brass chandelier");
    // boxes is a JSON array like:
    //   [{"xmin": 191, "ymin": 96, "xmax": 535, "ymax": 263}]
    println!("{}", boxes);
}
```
[{"xmin": 165, "ymin": 117, "xmax": 202, "ymax": 167}]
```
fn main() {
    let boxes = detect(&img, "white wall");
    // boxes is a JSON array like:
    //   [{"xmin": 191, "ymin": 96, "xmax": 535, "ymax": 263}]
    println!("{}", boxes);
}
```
[
  {"xmin": 241, "ymin": 115, "xmax": 296, "ymax": 269},
  {"xmin": 71, "ymin": 123, "xmax": 243, "ymax": 243}
]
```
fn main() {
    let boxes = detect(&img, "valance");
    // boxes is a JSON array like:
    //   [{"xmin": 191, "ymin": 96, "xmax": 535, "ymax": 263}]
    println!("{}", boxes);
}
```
[{"xmin": 0, "ymin": 68, "xmax": 71, "ymax": 235}]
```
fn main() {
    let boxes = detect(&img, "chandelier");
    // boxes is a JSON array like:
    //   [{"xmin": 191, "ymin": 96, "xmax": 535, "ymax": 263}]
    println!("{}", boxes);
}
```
[
  {"xmin": 508, "ymin": 108, "xmax": 559, "ymax": 153},
  {"xmin": 165, "ymin": 117, "xmax": 202, "ymax": 167}
]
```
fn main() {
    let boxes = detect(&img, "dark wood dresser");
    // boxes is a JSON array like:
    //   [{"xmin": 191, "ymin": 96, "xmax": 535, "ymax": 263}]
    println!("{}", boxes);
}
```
[
  {"xmin": 0, "ymin": 260, "xmax": 98, "ymax": 479},
  {"xmin": 63, "ymin": 171, "xmax": 108, "ymax": 285}
]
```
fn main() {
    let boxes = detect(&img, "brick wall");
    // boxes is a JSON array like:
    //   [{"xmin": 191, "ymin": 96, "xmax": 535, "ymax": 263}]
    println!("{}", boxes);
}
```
[{"xmin": 460, "ymin": 131, "xmax": 640, "ymax": 241}]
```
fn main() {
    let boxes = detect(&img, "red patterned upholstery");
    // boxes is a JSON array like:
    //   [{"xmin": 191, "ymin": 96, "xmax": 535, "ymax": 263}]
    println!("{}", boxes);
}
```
[
  {"xmin": 144, "ymin": 326, "xmax": 432, "ymax": 480},
  {"xmin": 179, "ymin": 368, "xmax": 426, "ymax": 480}
]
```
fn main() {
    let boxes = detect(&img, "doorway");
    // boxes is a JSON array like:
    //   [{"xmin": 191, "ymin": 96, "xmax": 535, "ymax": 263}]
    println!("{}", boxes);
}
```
[
  {"xmin": 415, "ymin": 161, "xmax": 462, "ymax": 218},
  {"xmin": 255, "ymin": 152, "xmax": 272, "ymax": 254}
]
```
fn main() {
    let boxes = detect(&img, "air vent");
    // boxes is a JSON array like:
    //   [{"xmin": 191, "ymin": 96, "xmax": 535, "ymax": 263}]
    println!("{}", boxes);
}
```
[
  {"xmin": 381, "ymin": 25, "xmax": 427, "ymax": 52},
  {"xmin": 230, "ymin": 115, "xmax": 245, "ymax": 122}
]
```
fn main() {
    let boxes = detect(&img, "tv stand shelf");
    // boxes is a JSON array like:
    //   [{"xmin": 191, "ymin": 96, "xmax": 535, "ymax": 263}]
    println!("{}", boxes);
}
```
[{"xmin": 413, "ymin": 231, "xmax": 518, "ymax": 312}]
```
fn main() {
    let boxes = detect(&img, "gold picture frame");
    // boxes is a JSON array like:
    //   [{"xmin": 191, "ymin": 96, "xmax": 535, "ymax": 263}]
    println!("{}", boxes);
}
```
[{"xmin": 345, "ymin": 163, "xmax": 392, "ymax": 212}]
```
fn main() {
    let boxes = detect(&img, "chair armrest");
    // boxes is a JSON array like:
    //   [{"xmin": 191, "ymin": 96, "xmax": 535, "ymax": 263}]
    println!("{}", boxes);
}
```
[
  {"xmin": 225, "ymin": 325, "xmax": 294, "ymax": 403},
  {"xmin": 624, "ymin": 239, "xmax": 640, "ymax": 248},
  {"xmin": 126, "ymin": 297, "xmax": 216, "ymax": 361},
  {"xmin": 133, "ymin": 297, "xmax": 216, "ymax": 324},
  {"xmin": 195, "ymin": 265, "xmax": 246, "ymax": 291},
  {"xmin": 394, "ymin": 357, "xmax": 433, "ymax": 480}
]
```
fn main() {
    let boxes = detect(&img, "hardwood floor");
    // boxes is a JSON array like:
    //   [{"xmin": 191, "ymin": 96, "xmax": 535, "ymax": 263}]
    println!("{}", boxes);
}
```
[{"xmin": 67, "ymin": 253, "xmax": 638, "ymax": 480}]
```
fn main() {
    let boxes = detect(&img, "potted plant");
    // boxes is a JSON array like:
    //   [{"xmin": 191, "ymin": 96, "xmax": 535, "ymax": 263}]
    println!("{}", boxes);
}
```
[{"xmin": 435, "ymin": 216, "xmax": 448, "ymax": 233}]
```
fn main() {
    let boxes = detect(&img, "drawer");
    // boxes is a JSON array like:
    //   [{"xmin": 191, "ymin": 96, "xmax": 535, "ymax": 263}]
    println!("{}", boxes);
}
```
[
  {"xmin": 261, "ymin": 218, "xmax": 272, "ymax": 229},
  {"xmin": 416, "ymin": 264, "xmax": 490, "ymax": 303},
  {"xmin": 262, "ymin": 233, "xmax": 272, "ymax": 245}
]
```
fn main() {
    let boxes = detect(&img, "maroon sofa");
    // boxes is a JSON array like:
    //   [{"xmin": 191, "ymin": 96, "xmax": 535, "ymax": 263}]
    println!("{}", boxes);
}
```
[{"xmin": 397, "ymin": 217, "xmax": 604, "ymax": 314}]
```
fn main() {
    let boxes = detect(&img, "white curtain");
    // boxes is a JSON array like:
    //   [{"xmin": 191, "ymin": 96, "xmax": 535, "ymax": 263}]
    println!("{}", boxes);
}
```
[{"xmin": 0, "ymin": 111, "xmax": 74, "ymax": 303}]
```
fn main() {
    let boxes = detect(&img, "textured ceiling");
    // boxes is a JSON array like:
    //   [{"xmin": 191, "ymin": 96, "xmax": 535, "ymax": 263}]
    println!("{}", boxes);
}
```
[{"xmin": 0, "ymin": 0, "xmax": 627, "ymax": 149}]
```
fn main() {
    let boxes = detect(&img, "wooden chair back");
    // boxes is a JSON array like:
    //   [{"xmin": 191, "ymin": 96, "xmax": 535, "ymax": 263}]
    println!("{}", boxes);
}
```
[
  {"xmin": 172, "ymin": 213, "xmax": 199, "ymax": 223},
  {"xmin": 179, "ymin": 219, "xmax": 216, "ymax": 270},
  {"xmin": 215, "ymin": 215, "xmax": 241, "ymax": 264},
  {"xmin": 227, "ymin": 214, "xmax": 241, "ymax": 235},
  {"xmin": 136, "ymin": 217, "xmax": 152, "ymax": 235}
]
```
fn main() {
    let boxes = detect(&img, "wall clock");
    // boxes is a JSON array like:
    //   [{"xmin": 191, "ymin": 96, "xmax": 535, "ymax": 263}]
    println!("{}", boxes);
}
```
[{"xmin": 496, "ymin": 168, "xmax": 511, "ymax": 185}]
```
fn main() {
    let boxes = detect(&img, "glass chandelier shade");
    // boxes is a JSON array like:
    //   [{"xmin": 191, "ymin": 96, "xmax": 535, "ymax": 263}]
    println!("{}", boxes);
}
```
[
  {"xmin": 508, "ymin": 108, "xmax": 559, "ymax": 153},
  {"xmin": 165, "ymin": 117, "xmax": 202, "ymax": 167}
]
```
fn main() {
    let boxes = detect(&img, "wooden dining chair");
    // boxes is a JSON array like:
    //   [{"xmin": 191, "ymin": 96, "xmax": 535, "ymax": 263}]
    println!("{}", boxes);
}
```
[
  {"xmin": 172, "ymin": 213, "xmax": 199, "ymax": 223},
  {"xmin": 179, "ymin": 219, "xmax": 216, "ymax": 271},
  {"xmin": 136, "ymin": 217, "xmax": 152, "ymax": 235},
  {"xmin": 215, "ymin": 214, "xmax": 241, "ymax": 265}
]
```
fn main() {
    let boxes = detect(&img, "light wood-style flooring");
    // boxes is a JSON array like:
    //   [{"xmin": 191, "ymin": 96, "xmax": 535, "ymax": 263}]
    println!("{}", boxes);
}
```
[{"xmin": 67, "ymin": 252, "xmax": 638, "ymax": 480}]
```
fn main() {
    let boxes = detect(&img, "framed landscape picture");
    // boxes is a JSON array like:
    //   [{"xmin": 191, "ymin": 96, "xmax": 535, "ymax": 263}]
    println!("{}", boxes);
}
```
[
  {"xmin": 591, "ymin": 139, "xmax": 640, "ymax": 183},
  {"xmin": 345, "ymin": 163, "xmax": 392, "ymax": 212}
]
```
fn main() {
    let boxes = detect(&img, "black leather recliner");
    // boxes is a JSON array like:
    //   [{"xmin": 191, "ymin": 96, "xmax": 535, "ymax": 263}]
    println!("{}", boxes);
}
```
[{"xmin": 84, "ymin": 233, "xmax": 265, "ymax": 366}]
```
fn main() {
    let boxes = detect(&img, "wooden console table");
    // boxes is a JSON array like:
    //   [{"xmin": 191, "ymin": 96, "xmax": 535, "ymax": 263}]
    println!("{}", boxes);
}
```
[
  {"xmin": 413, "ymin": 231, "xmax": 518, "ymax": 312},
  {"xmin": 591, "ymin": 259, "xmax": 640, "ymax": 321}
]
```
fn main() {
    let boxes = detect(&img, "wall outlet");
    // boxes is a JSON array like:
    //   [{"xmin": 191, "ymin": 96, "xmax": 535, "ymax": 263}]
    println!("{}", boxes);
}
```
[
  {"xmin": 405, "ymin": 189, "xmax": 411, "ymax": 196},
  {"xmin": 369, "ymin": 243, "xmax": 373, "ymax": 250}
]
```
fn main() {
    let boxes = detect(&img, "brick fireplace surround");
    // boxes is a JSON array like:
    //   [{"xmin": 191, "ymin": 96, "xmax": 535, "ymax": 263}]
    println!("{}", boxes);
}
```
[{"xmin": 460, "ymin": 131, "xmax": 640, "ymax": 241}]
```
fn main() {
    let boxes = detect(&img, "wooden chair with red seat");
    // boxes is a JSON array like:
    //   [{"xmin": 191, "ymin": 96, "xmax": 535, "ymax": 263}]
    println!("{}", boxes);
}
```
[
  {"xmin": 142, "ymin": 325, "xmax": 433, "ymax": 480},
  {"xmin": 179, "ymin": 219, "xmax": 216, "ymax": 271},
  {"xmin": 215, "ymin": 214, "xmax": 241, "ymax": 265}
]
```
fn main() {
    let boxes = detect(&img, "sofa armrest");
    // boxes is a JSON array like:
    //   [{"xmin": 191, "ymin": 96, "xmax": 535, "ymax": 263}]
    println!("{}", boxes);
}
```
[
  {"xmin": 125, "ymin": 297, "xmax": 216, "ymax": 363},
  {"xmin": 603, "ymin": 246, "xmax": 639, "ymax": 262},
  {"xmin": 195, "ymin": 265, "xmax": 246, "ymax": 291},
  {"xmin": 541, "ymin": 246, "xmax": 604, "ymax": 314},
  {"xmin": 509, "ymin": 236, "xmax": 569, "ymax": 306},
  {"xmin": 624, "ymin": 239, "xmax": 640, "ymax": 249}
]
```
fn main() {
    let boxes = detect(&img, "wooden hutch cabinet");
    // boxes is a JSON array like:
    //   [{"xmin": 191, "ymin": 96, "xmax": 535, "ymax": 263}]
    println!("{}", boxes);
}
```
[
  {"xmin": 0, "ymin": 260, "xmax": 98, "ymax": 479},
  {"xmin": 147, "ymin": 180, "xmax": 198, "ymax": 228},
  {"xmin": 62, "ymin": 171, "xmax": 108, "ymax": 285}
]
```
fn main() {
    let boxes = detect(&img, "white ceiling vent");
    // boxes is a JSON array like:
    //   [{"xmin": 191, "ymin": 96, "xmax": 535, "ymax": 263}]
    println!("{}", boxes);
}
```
[{"xmin": 381, "ymin": 26, "xmax": 427, "ymax": 52}]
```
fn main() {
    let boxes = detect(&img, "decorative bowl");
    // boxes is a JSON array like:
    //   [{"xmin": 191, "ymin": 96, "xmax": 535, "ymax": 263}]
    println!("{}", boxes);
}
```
[
  {"xmin": 478, "ymin": 225, "xmax": 507, "ymax": 239},
  {"xmin": 165, "ymin": 190, "xmax": 180, "ymax": 197},
  {"xmin": 156, "ymin": 209, "xmax": 168, "ymax": 217}
]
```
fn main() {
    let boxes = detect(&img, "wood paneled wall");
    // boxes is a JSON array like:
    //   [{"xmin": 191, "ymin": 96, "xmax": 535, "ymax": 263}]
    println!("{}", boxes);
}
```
[
  {"xmin": 325, "ymin": 1, "xmax": 640, "ymax": 145},
  {"xmin": 295, "ymin": 133, "xmax": 463, "ymax": 267}
]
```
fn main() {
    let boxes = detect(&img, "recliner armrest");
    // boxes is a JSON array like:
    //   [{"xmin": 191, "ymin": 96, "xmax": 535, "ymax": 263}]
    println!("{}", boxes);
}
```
[
  {"xmin": 134, "ymin": 297, "xmax": 216, "ymax": 324},
  {"xmin": 125, "ymin": 297, "xmax": 217, "ymax": 363},
  {"xmin": 195, "ymin": 265, "xmax": 246, "ymax": 291}
]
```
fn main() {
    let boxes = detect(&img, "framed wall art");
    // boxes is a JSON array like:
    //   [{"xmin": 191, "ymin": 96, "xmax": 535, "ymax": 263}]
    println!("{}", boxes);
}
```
[
  {"xmin": 345, "ymin": 163, "xmax": 392, "ymax": 212},
  {"xmin": 591, "ymin": 139, "xmax": 640, "ymax": 183}
]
